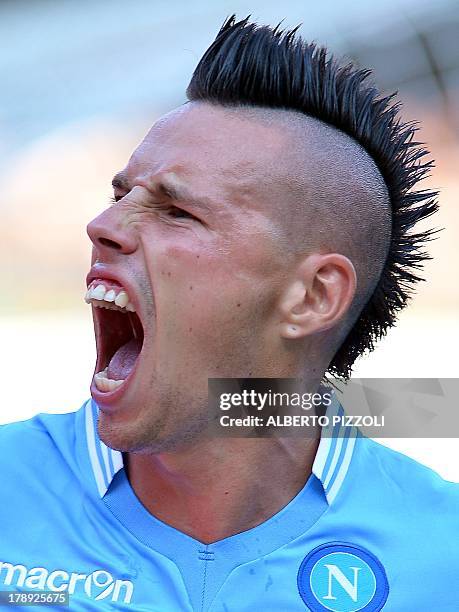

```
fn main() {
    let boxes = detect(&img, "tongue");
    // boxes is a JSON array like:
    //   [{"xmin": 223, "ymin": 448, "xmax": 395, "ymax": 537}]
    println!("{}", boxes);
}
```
[{"xmin": 107, "ymin": 338, "xmax": 142, "ymax": 380}]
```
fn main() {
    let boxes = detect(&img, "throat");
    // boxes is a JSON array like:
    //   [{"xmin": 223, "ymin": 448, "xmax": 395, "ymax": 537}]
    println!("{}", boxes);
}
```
[{"xmin": 124, "ymin": 437, "xmax": 320, "ymax": 544}]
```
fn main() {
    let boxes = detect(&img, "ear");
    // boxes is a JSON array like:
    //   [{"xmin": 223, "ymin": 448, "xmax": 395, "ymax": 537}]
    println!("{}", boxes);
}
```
[{"xmin": 279, "ymin": 253, "xmax": 357, "ymax": 339}]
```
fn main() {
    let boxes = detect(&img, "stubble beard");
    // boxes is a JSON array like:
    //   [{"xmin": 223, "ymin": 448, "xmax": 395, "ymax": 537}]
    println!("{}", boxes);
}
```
[{"xmin": 96, "ymin": 386, "xmax": 213, "ymax": 455}]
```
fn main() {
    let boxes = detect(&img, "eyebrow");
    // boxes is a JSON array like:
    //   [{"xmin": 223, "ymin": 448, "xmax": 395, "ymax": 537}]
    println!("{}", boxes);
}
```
[
  {"xmin": 111, "ymin": 172, "xmax": 213, "ymax": 214},
  {"xmin": 111, "ymin": 172, "xmax": 130, "ymax": 191}
]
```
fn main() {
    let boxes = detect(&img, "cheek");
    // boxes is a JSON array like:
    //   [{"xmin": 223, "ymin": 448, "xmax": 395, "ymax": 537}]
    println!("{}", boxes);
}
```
[
  {"xmin": 159, "ymin": 264, "xmax": 271, "ymax": 348},
  {"xmin": 144, "ymin": 230, "xmax": 284, "ymax": 336},
  {"xmin": 157, "ymin": 251, "xmax": 233, "ymax": 331}
]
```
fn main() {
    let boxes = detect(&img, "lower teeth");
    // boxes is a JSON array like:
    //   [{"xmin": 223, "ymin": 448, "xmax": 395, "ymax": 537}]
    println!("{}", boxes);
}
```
[{"xmin": 94, "ymin": 368, "xmax": 125, "ymax": 392}]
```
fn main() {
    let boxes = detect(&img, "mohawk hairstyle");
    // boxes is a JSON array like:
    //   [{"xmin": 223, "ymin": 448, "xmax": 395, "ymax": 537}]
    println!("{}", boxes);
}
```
[{"xmin": 186, "ymin": 15, "xmax": 439, "ymax": 380}]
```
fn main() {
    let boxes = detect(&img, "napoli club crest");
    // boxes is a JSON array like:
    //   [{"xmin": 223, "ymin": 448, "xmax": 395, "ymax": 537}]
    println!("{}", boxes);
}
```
[{"xmin": 297, "ymin": 542, "xmax": 389, "ymax": 611}]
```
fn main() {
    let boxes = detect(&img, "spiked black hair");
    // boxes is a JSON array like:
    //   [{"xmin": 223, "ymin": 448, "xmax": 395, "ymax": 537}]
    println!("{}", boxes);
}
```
[{"xmin": 186, "ymin": 15, "xmax": 439, "ymax": 380}]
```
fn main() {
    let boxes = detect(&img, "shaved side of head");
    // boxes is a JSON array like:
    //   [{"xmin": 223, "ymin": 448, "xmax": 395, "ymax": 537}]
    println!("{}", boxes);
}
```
[
  {"xmin": 268, "ymin": 109, "xmax": 391, "ymax": 321},
  {"xmin": 206, "ymin": 104, "xmax": 391, "ymax": 331}
]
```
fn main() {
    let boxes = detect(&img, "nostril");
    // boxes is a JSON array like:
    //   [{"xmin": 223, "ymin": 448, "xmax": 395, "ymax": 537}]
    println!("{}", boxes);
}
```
[
  {"xmin": 87, "ymin": 214, "xmax": 137, "ymax": 254},
  {"xmin": 98, "ymin": 237, "xmax": 122, "ymax": 250}
]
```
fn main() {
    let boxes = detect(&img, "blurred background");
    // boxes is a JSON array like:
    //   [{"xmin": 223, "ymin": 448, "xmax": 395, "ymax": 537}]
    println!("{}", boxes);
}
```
[{"xmin": 1, "ymin": 0, "xmax": 458, "ymax": 477}]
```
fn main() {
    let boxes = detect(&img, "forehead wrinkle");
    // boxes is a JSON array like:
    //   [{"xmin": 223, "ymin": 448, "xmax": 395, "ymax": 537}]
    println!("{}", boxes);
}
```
[
  {"xmin": 220, "ymin": 172, "xmax": 263, "ymax": 212},
  {"xmin": 215, "ymin": 143, "xmax": 286, "ymax": 213}
]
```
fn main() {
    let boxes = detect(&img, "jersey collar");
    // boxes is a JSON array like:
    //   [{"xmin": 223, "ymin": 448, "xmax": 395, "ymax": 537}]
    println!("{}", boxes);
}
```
[{"xmin": 84, "ymin": 391, "xmax": 357, "ymax": 505}]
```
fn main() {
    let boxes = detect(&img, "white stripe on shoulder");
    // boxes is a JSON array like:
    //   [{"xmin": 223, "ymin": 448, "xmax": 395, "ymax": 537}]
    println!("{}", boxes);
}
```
[
  {"xmin": 84, "ymin": 400, "xmax": 107, "ymax": 497},
  {"xmin": 99, "ymin": 440, "xmax": 112, "ymax": 482},
  {"xmin": 312, "ymin": 435, "xmax": 332, "ymax": 481},
  {"xmin": 322, "ymin": 432, "xmax": 345, "ymax": 490},
  {"xmin": 312, "ymin": 392, "xmax": 358, "ymax": 505},
  {"xmin": 326, "ymin": 427, "xmax": 358, "ymax": 504},
  {"xmin": 312, "ymin": 392, "xmax": 341, "ymax": 480},
  {"xmin": 111, "ymin": 448, "xmax": 124, "ymax": 474}
]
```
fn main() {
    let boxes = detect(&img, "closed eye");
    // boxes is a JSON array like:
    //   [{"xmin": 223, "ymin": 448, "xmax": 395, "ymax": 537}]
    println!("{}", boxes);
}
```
[
  {"xmin": 166, "ymin": 205, "xmax": 197, "ymax": 220},
  {"xmin": 109, "ymin": 196, "xmax": 200, "ymax": 223}
]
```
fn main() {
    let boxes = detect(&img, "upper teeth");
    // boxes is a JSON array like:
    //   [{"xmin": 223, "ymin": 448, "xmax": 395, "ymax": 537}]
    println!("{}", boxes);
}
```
[{"xmin": 85, "ymin": 283, "xmax": 136, "ymax": 312}]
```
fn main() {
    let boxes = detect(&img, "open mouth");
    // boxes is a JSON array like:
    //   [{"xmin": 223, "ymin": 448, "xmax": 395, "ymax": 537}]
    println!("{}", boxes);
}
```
[{"xmin": 86, "ymin": 280, "xmax": 144, "ymax": 393}]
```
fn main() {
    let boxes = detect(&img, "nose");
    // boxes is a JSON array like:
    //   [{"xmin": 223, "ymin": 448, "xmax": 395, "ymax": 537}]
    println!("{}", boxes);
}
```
[{"xmin": 87, "ymin": 204, "xmax": 138, "ymax": 256}]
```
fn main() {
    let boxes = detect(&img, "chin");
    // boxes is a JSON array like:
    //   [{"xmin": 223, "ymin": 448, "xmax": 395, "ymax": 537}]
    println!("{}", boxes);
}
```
[
  {"xmin": 96, "ymin": 407, "xmax": 157, "ymax": 452},
  {"xmin": 97, "ymin": 401, "xmax": 212, "ymax": 455}
]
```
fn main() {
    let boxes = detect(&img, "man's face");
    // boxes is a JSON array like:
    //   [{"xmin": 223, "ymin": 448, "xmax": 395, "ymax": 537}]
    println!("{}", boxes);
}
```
[{"xmin": 87, "ymin": 102, "xmax": 294, "ymax": 452}]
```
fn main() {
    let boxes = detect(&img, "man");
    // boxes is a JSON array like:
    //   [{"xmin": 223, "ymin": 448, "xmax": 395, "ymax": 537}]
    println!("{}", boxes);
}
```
[{"xmin": 1, "ymin": 15, "xmax": 457, "ymax": 611}]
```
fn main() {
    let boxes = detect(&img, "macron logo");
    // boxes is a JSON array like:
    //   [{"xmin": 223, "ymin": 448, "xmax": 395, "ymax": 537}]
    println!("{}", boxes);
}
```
[{"xmin": 0, "ymin": 561, "xmax": 134, "ymax": 604}]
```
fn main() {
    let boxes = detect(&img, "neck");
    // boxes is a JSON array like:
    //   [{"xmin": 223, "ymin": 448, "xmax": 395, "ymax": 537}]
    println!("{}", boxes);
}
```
[{"xmin": 124, "ymin": 434, "xmax": 320, "ymax": 544}]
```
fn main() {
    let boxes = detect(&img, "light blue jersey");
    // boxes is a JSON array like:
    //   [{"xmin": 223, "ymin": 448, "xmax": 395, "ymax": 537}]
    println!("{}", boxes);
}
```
[{"xmin": 1, "ymin": 398, "xmax": 458, "ymax": 611}]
